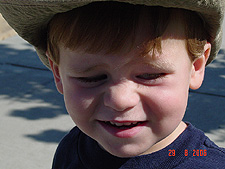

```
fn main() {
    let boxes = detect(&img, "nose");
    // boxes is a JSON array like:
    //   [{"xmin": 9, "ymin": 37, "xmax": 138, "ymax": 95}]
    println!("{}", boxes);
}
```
[{"xmin": 103, "ymin": 81, "xmax": 140, "ymax": 112}]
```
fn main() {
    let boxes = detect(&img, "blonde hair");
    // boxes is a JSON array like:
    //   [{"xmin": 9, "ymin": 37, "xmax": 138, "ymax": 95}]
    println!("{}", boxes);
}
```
[{"xmin": 47, "ymin": 2, "xmax": 209, "ymax": 65}]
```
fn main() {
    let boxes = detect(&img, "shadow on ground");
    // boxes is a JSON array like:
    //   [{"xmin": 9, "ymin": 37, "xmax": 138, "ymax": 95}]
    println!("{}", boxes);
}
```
[
  {"xmin": 0, "ymin": 41, "xmax": 68, "ymax": 143},
  {"xmin": 26, "ymin": 129, "xmax": 68, "ymax": 143}
]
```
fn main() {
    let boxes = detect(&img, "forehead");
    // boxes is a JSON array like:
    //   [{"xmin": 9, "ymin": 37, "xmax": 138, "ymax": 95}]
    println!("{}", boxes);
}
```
[{"xmin": 59, "ymin": 36, "xmax": 188, "ymax": 74}]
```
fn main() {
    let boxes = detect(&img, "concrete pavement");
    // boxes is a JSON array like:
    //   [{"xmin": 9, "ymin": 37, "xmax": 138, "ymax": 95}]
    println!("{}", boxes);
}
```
[
  {"xmin": 0, "ymin": 20, "xmax": 225, "ymax": 169},
  {"xmin": 0, "ymin": 36, "xmax": 74, "ymax": 169}
]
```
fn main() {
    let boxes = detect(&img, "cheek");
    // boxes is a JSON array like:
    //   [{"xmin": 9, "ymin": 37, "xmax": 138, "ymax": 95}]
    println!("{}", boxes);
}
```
[
  {"xmin": 62, "ymin": 83, "xmax": 99, "ymax": 123},
  {"xmin": 157, "ymin": 70, "xmax": 191, "ymax": 118},
  {"xmin": 144, "ymin": 82, "xmax": 189, "ymax": 122},
  {"xmin": 142, "ymin": 87, "xmax": 189, "ymax": 137}
]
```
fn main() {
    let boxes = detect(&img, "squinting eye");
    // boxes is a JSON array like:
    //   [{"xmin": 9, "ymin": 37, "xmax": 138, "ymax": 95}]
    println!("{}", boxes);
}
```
[
  {"xmin": 76, "ymin": 74, "xmax": 107, "ymax": 83},
  {"xmin": 136, "ymin": 73, "xmax": 165, "ymax": 80}
]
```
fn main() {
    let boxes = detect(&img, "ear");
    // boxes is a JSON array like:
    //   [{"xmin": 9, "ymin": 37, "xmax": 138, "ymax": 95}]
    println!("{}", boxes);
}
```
[
  {"xmin": 47, "ymin": 53, "xmax": 64, "ymax": 94},
  {"xmin": 189, "ymin": 43, "xmax": 211, "ymax": 90}
]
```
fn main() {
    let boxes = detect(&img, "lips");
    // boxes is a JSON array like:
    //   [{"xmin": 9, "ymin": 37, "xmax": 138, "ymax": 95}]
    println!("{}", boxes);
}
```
[{"xmin": 99, "ymin": 120, "xmax": 147, "ymax": 138}]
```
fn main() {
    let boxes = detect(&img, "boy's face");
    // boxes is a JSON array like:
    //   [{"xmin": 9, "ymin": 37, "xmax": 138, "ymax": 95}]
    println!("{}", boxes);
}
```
[{"xmin": 50, "ymin": 15, "xmax": 209, "ymax": 157}]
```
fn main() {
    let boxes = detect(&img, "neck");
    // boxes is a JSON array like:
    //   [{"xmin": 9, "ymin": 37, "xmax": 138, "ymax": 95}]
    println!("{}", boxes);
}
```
[{"xmin": 142, "ymin": 121, "xmax": 187, "ymax": 155}]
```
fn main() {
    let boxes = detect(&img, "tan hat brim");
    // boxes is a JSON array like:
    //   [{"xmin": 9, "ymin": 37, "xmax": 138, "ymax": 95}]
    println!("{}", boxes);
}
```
[{"xmin": 0, "ymin": 0, "xmax": 224, "ymax": 68}]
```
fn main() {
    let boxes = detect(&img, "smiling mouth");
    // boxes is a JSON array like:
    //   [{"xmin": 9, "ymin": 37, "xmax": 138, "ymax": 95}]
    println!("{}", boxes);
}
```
[
  {"xmin": 103, "ymin": 121, "xmax": 144, "ymax": 129},
  {"xmin": 99, "ymin": 120, "xmax": 147, "ymax": 138}
]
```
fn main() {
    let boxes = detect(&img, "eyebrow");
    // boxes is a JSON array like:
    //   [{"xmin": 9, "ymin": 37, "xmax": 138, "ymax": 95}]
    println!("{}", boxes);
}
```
[
  {"xmin": 144, "ymin": 59, "xmax": 175, "ymax": 71},
  {"xmin": 68, "ymin": 53, "xmax": 175, "ymax": 74},
  {"xmin": 123, "ymin": 56, "xmax": 175, "ymax": 72},
  {"xmin": 67, "ymin": 64, "xmax": 108, "ymax": 74}
]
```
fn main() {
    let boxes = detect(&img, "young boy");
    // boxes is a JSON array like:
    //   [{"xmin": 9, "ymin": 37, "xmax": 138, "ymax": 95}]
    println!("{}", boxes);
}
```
[{"xmin": 0, "ymin": 0, "xmax": 224, "ymax": 168}]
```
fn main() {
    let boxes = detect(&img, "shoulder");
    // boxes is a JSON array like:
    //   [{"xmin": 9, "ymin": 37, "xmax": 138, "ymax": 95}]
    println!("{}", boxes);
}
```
[
  {"xmin": 52, "ymin": 126, "xmax": 82, "ymax": 169},
  {"xmin": 177, "ymin": 143, "xmax": 225, "ymax": 168},
  {"xmin": 204, "ymin": 136, "xmax": 225, "ymax": 156},
  {"xmin": 57, "ymin": 126, "xmax": 81, "ymax": 151},
  {"xmin": 176, "ymin": 124, "xmax": 225, "ymax": 168}
]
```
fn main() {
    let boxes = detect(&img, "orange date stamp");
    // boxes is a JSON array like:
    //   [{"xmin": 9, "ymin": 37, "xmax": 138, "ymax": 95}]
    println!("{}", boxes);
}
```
[{"xmin": 168, "ymin": 149, "xmax": 207, "ymax": 157}]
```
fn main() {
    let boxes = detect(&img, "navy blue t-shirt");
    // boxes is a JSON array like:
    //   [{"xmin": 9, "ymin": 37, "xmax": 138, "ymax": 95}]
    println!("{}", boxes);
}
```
[{"xmin": 52, "ymin": 123, "xmax": 225, "ymax": 169}]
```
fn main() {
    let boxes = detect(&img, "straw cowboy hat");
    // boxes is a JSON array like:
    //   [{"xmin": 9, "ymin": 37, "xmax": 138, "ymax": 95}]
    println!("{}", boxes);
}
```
[{"xmin": 0, "ymin": 0, "xmax": 224, "ymax": 68}]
